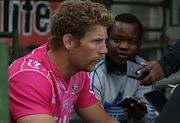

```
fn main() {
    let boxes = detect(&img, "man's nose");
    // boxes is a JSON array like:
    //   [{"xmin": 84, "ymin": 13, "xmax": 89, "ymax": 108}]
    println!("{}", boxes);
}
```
[
  {"xmin": 118, "ymin": 41, "xmax": 129, "ymax": 49},
  {"xmin": 100, "ymin": 42, "xmax": 108, "ymax": 54}
]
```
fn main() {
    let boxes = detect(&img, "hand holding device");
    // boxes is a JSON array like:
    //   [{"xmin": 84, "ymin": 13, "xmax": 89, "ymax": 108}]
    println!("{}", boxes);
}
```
[
  {"xmin": 116, "ymin": 96, "xmax": 138, "ymax": 108},
  {"xmin": 116, "ymin": 97, "xmax": 147, "ymax": 120},
  {"xmin": 127, "ymin": 60, "xmax": 149, "ymax": 80}
]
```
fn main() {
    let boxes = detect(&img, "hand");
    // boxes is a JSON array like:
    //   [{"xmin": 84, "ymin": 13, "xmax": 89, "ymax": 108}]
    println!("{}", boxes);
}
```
[
  {"xmin": 137, "ymin": 61, "xmax": 166, "ymax": 86},
  {"xmin": 154, "ymin": 110, "xmax": 159, "ymax": 117},
  {"xmin": 153, "ymin": 107, "xmax": 160, "ymax": 117},
  {"xmin": 123, "ymin": 99, "xmax": 147, "ymax": 120}
]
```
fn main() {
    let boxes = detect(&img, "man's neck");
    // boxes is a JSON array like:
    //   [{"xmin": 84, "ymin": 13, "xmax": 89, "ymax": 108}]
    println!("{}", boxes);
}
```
[
  {"xmin": 106, "ymin": 55, "xmax": 126, "ymax": 73},
  {"xmin": 113, "ymin": 65, "xmax": 126, "ymax": 74},
  {"xmin": 47, "ymin": 48, "xmax": 77, "ymax": 83}
]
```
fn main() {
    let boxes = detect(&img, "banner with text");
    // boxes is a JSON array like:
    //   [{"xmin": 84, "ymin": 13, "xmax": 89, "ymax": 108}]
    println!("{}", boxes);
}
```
[{"xmin": 0, "ymin": 0, "xmax": 62, "ymax": 46}]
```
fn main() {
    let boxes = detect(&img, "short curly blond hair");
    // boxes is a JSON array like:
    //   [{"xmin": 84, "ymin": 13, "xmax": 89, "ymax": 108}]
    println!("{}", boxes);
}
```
[{"xmin": 49, "ymin": 0, "xmax": 113, "ymax": 48}]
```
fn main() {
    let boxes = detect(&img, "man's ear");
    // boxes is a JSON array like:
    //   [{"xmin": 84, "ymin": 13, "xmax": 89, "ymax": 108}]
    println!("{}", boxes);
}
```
[{"xmin": 62, "ymin": 34, "xmax": 73, "ymax": 50}]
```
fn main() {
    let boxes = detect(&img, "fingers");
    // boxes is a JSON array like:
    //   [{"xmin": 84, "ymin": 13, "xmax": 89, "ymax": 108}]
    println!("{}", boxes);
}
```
[
  {"xmin": 136, "ymin": 67, "xmax": 147, "ymax": 75},
  {"xmin": 140, "ymin": 61, "xmax": 152, "ymax": 66},
  {"xmin": 138, "ymin": 61, "xmax": 166, "ymax": 86},
  {"xmin": 140, "ymin": 72, "xmax": 160, "ymax": 86},
  {"xmin": 123, "ymin": 100, "xmax": 147, "ymax": 120},
  {"xmin": 154, "ymin": 111, "xmax": 159, "ymax": 117},
  {"xmin": 137, "ymin": 67, "xmax": 154, "ymax": 86},
  {"xmin": 139, "ymin": 73, "xmax": 155, "ymax": 86},
  {"xmin": 137, "ymin": 61, "xmax": 152, "ymax": 75},
  {"xmin": 137, "ymin": 100, "xmax": 147, "ymax": 112}
]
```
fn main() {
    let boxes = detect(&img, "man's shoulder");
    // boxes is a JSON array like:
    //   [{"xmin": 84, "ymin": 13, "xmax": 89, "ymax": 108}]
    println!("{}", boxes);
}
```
[
  {"xmin": 8, "ymin": 55, "xmax": 49, "ymax": 79},
  {"xmin": 9, "ymin": 43, "xmax": 49, "ymax": 75}
]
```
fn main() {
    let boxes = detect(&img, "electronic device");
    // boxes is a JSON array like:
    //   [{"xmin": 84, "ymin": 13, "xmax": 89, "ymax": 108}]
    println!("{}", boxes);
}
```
[
  {"xmin": 127, "ymin": 60, "xmax": 149, "ymax": 80},
  {"xmin": 116, "ymin": 96, "xmax": 138, "ymax": 108},
  {"xmin": 154, "ymin": 85, "xmax": 180, "ymax": 123},
  {"xmin": 144, "ymin": 89, "xmax": 168, "ymax": 113}
]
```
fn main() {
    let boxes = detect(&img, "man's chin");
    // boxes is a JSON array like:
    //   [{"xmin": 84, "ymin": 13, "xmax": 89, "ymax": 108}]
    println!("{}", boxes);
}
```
[
  {"xmin": 116, "ymin": 60, "xmax": 127, "ymax": 66},
  {"xmin": 85, "ymin": 66, "xmax": 95, "ymax": 72}
]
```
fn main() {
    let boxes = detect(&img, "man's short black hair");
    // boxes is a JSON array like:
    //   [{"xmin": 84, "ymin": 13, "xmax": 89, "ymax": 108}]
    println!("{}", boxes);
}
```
[{"xmin": 107, "ymin": 13, "xmax": 143, "ymax": 39}]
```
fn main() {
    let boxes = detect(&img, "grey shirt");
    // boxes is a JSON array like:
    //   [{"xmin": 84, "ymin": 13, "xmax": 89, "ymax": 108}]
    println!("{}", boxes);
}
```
[{"xmin": 89, "ymin": 55, "xmax": 156, "ymax": 123}]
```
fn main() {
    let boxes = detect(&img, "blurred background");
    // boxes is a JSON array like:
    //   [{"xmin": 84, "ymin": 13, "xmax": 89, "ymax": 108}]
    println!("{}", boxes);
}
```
[
  {"xmin": 1, "ymin": 0, "xmax": 180, "ymax": 63},
  {"xmin": 0, "ymin": 0, "xmax": 180, "ymax": 122}
]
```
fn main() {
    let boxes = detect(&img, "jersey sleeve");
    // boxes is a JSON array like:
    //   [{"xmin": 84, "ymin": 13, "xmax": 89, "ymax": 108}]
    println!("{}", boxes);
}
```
[
  {"xmin": 9, "ymin": 70, "xmax": 53, "ymax": 120},
  {"xmin": 74, "ymin": 72, "xmax": 97, "ymax": 108}
]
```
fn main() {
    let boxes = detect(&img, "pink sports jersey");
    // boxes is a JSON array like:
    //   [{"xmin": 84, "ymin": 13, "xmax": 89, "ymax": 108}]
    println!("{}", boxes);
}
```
[{"xmin": 8, "ymin": 43, "xmax": 97, "ymax": 123}]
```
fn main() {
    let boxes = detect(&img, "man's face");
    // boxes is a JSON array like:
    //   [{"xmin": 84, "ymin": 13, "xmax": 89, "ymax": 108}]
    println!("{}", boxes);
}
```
[
  {"xmin": 69, "ymin": 25, "xmax": 108, "ymax": 72},
  {"xmin": 107, "ymin": 21, "xmax": 141, "ymax": 66}
]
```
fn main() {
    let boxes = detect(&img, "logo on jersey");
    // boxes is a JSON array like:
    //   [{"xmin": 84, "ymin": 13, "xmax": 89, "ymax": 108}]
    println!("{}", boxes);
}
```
[
  {"xmin": 72, "ymin": 85, "xmax": 77, "ymax": 95},
  {"xmin": 27, "ymin": 59, "xmax": 41, "ymax": 69},
  {"xmin": 104, "ymin": 91, "xmax": 124, "ymax": 119}
]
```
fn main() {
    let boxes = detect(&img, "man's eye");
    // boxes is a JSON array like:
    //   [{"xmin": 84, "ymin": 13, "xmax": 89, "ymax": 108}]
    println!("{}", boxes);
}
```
[
  {"xmin": 93, "ymin": 40, "xmax": 101, "ymax": 44},
  {"xmin": 96, "ymin": 40, "xmax": 101, "ymax": 43},
  {"xmin": 130, "ymin": 41, "xmax": 137, "ymax": 45},
  {"xmin": 113, "ymin": 38, "xmax": 121, "ymax": 43}
]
